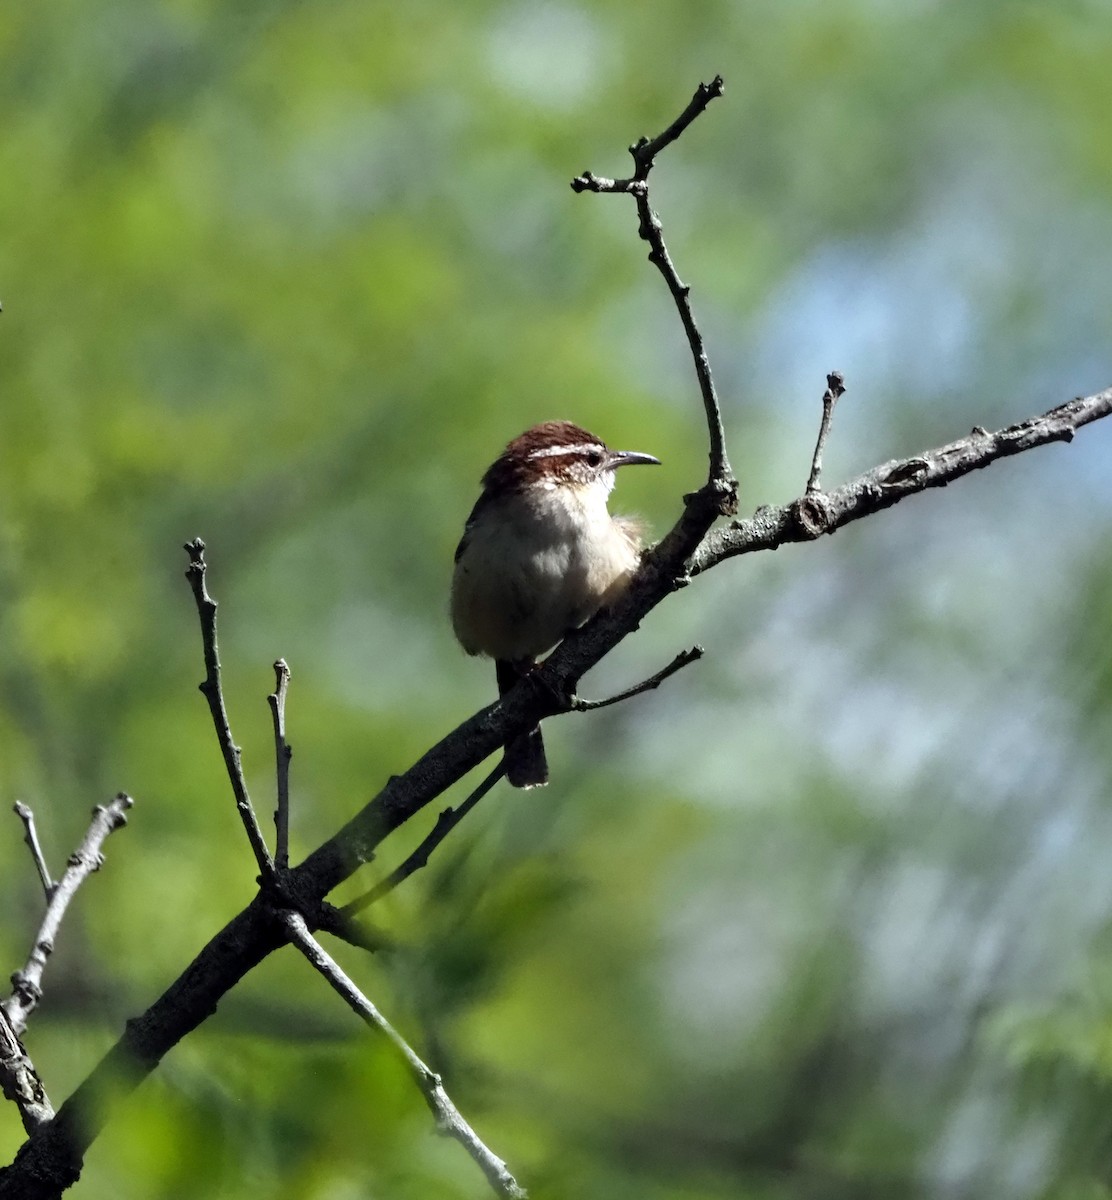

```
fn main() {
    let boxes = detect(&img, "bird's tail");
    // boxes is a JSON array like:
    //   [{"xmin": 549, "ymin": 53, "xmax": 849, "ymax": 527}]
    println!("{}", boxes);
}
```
[{"xmin": 496, "ymin": 659, "xmax": 549, "ymax": 789}]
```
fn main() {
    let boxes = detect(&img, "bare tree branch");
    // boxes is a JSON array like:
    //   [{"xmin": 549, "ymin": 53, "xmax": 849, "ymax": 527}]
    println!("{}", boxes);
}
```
[
  {"xmin": 4, "ymin": 795, "xmax": 133, "ymax": 1037},
  {"xmin": 1, "ymin": 797, "xmax": 133, "ymax": 1139},
  {"xmin": 268, "ymin": 659, "xmax": 293, "ymax": 871},
  {"xmin": 4, "ymin": 81, "xmax": 1112, "ymax": 1200},
  {"xmin": 281, "ymin": 910, "xmax": 527, "ymax": 1199},
  {"xmin": 690, "ymin": 387, "xmax": 1112, "ymax": 574},
  {"xmin": 183, "ymin": 538, "xmax": 274, "ymax": 879}
]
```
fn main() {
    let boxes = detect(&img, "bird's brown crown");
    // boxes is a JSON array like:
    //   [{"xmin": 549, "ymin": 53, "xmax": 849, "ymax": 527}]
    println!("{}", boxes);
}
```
[{"xmin": 481, "ymin": 421, "xmax": 609, "ymax": 494}]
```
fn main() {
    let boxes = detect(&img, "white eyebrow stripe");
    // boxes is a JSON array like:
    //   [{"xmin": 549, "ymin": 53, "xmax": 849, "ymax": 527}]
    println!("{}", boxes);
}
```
[{"xmin": 526, "ymin": 442, "xmax": 601, "ymax": 460}]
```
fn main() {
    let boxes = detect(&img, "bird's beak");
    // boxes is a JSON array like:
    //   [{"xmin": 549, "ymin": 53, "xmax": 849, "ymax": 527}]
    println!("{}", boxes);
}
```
[{"xmin": 607, "ymin": 450, "xmax": 661, "ymax": 470}]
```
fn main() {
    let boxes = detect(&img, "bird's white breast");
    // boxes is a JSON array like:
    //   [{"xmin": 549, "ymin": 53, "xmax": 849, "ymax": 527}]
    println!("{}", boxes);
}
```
[{"xmin": 451, "ymin": 479, "xmax": 641, "ymax": 662}]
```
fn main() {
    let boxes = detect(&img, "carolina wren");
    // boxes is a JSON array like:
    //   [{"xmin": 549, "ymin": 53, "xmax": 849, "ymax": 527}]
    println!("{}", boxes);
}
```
[{"xmin": 451, "ymin": 421, "xmax": 660, "ymax": 788}]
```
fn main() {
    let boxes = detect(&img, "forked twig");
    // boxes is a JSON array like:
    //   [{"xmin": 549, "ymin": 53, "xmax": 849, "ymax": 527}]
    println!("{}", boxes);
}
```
[
  {"xmin": 281, "ymin": 910, "xmax": 526, "ymax": 1199},
  {"xmin": 2, "ymin": 796, "xmax": 133, "ymax": 1134},
  {"xmin": 183, "ymin": 538, "xmax": 273, "ymax": 878},
  {"xmin": 5, "ymin": 794, "xmax": 133, "ymax": 1036},
  {"xmin": 572, "ymin": 75, "xmax": 735, "ymax": 510}
]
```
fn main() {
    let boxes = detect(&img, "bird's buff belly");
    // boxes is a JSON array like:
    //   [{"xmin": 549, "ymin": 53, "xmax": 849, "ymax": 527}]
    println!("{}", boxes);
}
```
[{"xmin": 451, "ymin": 541, "xmax": 634, "ymax": 662}]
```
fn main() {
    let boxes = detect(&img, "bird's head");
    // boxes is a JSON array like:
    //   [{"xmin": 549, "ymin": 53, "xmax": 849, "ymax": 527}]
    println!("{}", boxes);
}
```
[{"xmin": 482, "ymin": 421, "xmax": 660, "ymax": 497}]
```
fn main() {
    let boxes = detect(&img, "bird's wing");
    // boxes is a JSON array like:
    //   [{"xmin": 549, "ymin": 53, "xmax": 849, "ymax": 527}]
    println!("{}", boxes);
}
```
[{"xmin": 454, "ymin": 491, "xmax": 491, "ymax": 563}]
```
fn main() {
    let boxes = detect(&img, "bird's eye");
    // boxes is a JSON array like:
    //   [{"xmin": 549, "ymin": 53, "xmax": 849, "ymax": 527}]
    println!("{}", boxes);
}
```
[{"xmin": 586, "ymin": 450, "xmax": 602, "ymax": 467}]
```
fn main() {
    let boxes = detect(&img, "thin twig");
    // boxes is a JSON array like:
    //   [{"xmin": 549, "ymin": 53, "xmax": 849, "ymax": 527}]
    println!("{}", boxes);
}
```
[
  {"xmin": 268, "ymin": 659, "xmax": 293, "ymax": 871},
  {"xmin": 341, "ymin": 762, "xmax": 506, "ymax": 916},
  {"xmin": 806, "ymin": 372, "xmax": 847, "ymax": 493},
  {"xmin": 281, "ymin": 910, "xmax": 527, "ymax": 1199},
  {"xmin": 183, "ymin": 538, "xmax": 274, "ymax": 879},
  {"xmin": 572, "ymin": 646, "xmax": 704, "ymax": 712},
  {"xmin": 13, "ymin": 805, "xmax": 54, "ymax": 900},
  {"xmin": 631, "ymin": 75, "xmax": 726, "ymax": 171},
  {"xmin": 314, "ymin": 903, "xmax": 395, "ymax": 954},
  {"xmin": 0, "ymin": 1006, "xmax": 53, "ymax": 1134},
  {"xmin": 4, "ymin": 794, "xmax": 133, "ymax": 1036},
  {"xmin": 572, "ymin": 75, "xmax": 735, "ymax": 509}
]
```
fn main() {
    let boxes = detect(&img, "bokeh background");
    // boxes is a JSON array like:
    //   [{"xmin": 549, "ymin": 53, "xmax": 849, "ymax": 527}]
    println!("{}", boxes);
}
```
[{"xmin": 3, "ymin": 1, "xmax": 1112, "ymax": 1197}]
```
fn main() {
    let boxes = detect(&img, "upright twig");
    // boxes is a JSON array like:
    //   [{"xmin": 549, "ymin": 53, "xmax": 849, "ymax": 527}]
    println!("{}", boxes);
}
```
[
  {"xmin": 5, "ymin": 794, "xmax": 133, "ymax": 1036},
  {"xmin": 281, "ymin": 910, "xmax": 527, "ymax": 1199},
  {"xmin": 342, "ymin": 762, "xmax": 506, "ymax": 916},
  {"xmin": 268, "ymin": 659, "xmax": 293, "ymax": 871},
  {"xmin": 572, "ymin": 74, "xmax": 735, "ymax": 510},
  {"xmin": 805, "ymin": 372, "xmax": 847, "ymax": 493},
  {"xmin": 12, "ymin": 805, "xmax": 54, "ymax": 900},
  {"xmin": 183, "ymin": 539, "xmax": 273, "ymax": 879}
]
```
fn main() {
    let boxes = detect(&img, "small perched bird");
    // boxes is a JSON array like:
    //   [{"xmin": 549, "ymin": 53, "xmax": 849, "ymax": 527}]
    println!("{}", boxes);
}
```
[{"xmin": 451, "ymin": 421, "xmax": 660, "ymax": 788}]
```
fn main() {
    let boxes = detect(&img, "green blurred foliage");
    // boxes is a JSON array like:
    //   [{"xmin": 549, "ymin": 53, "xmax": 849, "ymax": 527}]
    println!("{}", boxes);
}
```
[{"xmin": 3, "ymin": 0, "xmax": 1112, "ymax": 1196}]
